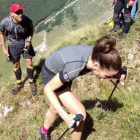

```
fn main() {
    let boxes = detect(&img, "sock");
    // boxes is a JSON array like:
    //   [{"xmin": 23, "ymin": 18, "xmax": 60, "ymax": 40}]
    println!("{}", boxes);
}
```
[
  {"xmin": 17, "ymin": 80, "xmax": 22, "ymax": 85},
  {"xmin": 42, "ymin": 125, "xmax": 48, "ymax": 133},
  {"xmin": 14, "ymin": 67, "xmax": 22, "ymax": 84},
  {"xmin": 27, "ymin": 66, "xmax": 34, "ymax": 83},
  {"xmin": 29, "ymin": 78, "xmax": 34, "ymax": 84}
]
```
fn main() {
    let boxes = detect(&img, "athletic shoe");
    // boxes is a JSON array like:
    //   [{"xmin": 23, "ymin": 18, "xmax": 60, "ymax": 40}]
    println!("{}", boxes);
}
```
[
  {"xmin": 30, "ymin": 82, "xmax": 37, "ymax": 95},
  {"xmin": 39, "ymin": 126, "xmax": 51, "ymax": 140},
  {"xmin": 11, "ymin": 83, "xmax": 23, "ymax": 95},
  {"xmin": 119, "ymin": 32, "xmax": 126, "ymax": 39},
  {"xmin": 109, "ymin": 28, "xmax": 119, "ymax": 32}
]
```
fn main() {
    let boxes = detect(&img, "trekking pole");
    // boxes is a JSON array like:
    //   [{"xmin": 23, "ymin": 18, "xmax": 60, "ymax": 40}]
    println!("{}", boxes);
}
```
[
  {"xmin": 98, "ymin": 79, "xmax": 119, "ymax": 120},
  {"xmin": 57, "ymin": 114, "xmax": 84, "ymax": 140},
  {"xmin": 99, "ymin": 66, "xmax": 127, "ymax": 120},
  {"xmin": 119, "ymin": 81, "xmax": 132, "ymax": 92}
]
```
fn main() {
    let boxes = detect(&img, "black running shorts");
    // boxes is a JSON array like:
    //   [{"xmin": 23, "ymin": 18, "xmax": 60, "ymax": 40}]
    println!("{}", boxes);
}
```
[
  {"xmin": 8, "ymin": 43, "xmax": 35, "ymax": 62},
  {"xmin": 41, "ymin": 65, "xmax": 72, "ymax": 93}
]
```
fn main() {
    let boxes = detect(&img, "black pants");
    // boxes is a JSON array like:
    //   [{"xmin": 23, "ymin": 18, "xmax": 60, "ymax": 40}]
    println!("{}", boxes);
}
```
[{"xmin": 113, "ymin": 0, "xmax": 132, "ymax": 33}]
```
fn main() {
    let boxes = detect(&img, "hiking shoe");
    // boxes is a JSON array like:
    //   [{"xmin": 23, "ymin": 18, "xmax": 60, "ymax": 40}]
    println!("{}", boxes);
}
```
[
  {"xmin": 119, "ymin": 32, "xmax": 126, "ymax": 39},
  {"xmin": 109, "ymin": 28, "xmax": 119, "ymax": 33},
  {"xmin": 30, "ymin": 83, "xmax": 37, "ymax": 95},
  {"xmin": 11, "ymin": 83, "xmax": 23, "ymax": 95},
  {"xmin": 39, "ymin": 126, "xmax": 51, "ymax": 140}
]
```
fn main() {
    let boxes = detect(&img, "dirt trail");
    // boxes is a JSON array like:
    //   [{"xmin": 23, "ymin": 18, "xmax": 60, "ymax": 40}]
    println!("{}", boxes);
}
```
[{"xmin": 34, "ymin": 30, "xmax": 47, "ymax": 52}]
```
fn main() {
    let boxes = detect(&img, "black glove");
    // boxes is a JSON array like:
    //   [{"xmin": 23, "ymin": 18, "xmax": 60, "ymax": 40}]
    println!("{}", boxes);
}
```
[{"xmin": 118, "ymin": 66, "xmax": 127, "ymax": 79}]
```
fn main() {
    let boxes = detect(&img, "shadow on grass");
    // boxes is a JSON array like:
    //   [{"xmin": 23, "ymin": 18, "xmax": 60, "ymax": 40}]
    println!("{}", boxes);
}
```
[
  {"xmin": 82, "ymin": 97, "xmax": 123, "ymax": 112},
  {"xmin": 81, "ymin": 112, "xmax": 95, "ymax": 140},
  {"xmin": 33, "ymin": 58, "xmax": 45, "ymax": 83},
  {"xmin": 82, "ymin": 98, "xmax": 123, "ymax": 139},
  {"xmin": 49, "ymin": 112, "xmax": 95, "ymax": 140},
  {"xmin": 48, "ymin": 98, "xmax": 123, "ymax": 139},
  {"xmin": 48, "ymin": 99, "xmax": 97, "ymax": 139},
  {"xmin": 97, "ymin": 97, "xmax": 124, "ymax": 112}
]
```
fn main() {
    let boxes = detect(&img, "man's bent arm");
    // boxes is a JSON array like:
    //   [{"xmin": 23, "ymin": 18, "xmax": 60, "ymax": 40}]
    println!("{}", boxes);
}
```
[{"xmin": 28, "ymin": 27, "xmax": 33, "ymax": 42}]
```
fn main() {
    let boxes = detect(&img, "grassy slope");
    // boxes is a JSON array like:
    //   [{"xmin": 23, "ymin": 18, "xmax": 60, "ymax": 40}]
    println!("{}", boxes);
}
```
[
  {"xmin": 38, "ymin": 0, "xmax": 113, "ymax": 48},
  {"xmin": 0, "ymin": 0, "xmax": 69, "ymax": 26},
  {"xmin": 0, "ymin": 10, "xmax": 140, "ymax": 140},
  {"xmin": 74, "ymin": 0, "xmax": 111, "ymax": 23}
]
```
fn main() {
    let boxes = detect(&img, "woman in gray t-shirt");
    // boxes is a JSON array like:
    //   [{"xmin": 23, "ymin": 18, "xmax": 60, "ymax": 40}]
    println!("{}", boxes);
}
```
[{"xmin": 39, "ymin": 36, "xmax": 126, "ymax": 140}]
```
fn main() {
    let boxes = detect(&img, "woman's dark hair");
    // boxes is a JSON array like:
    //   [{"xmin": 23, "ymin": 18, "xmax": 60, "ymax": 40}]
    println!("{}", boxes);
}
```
[{"xmin": 92, "ymin": 36, "xmax": 122, "ymax": 71}]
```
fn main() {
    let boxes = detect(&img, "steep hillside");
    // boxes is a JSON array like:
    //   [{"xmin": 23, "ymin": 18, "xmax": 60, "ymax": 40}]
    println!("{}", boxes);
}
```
[
  {"xmin": 0, "ymin": 1, "xmax": 140, "ymax": 140},
  {"xmin": 0, "ymin": 0, "xmax": 72, "ymax": 26},
  {"xmin": 36, "ymin": 0, "xmax": 113, "ymax": 34},
  {"xmin": 0, "ymin": 12, "xmax": 140, "ymax": 140},
  {"xmin": 35, "ymin": 0, "xmax": 114, "ymax": 53}
]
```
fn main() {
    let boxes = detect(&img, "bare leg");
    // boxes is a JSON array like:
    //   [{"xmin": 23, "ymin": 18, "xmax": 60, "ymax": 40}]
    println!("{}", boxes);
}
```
[
  {"xmin": 13, "ymin": 60, "xmax": 20, "ymax": 69},
  {"xmin": 43, "ymin": 88, "xmax": 86, "ymax": 140},
  {"xmin": 44, "ymin": 104, "xmax": 58, "ymax": 129},
  {"xmin": 58, "ymin": 90, "xmax": 86, "ymax": 140},
  {"xmin": 25, "ymin": 58, "xmax": 33, "ymax": 67},
  {"xmin": 43, "ymin": 90, "xmax": 63, "ymax": 129}
]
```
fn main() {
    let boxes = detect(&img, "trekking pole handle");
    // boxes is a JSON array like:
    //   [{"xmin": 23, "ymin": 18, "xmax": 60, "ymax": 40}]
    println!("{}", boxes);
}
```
[
  {"xmin": 118, "ymin": 66, "xmax": 127, "ymax": 79},
  {"xmin": 71, "ymin": 114, "xmax": 84, "ymax": 128},
  {"xmin": 57, "ymin": 114, "xmax": 83, "ymax": 140}
]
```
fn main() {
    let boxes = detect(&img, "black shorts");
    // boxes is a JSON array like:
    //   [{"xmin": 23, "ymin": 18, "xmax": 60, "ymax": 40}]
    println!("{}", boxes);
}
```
[
  {"xmin": 8, "ymin": 43, "xmax": 35, "ymax": 62},
  {"xmin": 41, "ymin": 65, "xmax": 72, "ymax": 92}
]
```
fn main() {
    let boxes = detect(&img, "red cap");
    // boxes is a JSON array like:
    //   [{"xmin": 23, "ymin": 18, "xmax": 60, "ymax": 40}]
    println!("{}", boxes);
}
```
[{"xmin": 10, "ymin": 4, "xmax": 24, "ymax": 12}]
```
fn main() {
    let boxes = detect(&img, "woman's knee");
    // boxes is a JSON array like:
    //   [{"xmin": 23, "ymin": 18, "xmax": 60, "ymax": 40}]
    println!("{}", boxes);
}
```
[{"xmin": 77, "ymin": 107, "xmax": 86, "ymax": 121}]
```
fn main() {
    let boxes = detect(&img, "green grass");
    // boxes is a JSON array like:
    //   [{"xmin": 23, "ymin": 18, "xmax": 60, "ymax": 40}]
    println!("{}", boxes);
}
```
[
  {"xmin": 32, "ymin": 33, "xmax": 44, "ymax": 48},
  {"xmin": 0, "ymin": 5, "xmax": 140, "ymax": 140},
  {"xmin": 74, "ymin": 0, "xmax": 112, "ymax": 23},
  {"xmin": 36, "ymin": 0, "xmax": 113, "ymax": 48}
]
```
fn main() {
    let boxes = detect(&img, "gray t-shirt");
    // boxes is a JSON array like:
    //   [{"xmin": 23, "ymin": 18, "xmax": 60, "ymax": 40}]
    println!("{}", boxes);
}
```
[
  {"xmin": 0, "ymin": 15, "xmax": 33, "ymax": 46},
  {"xmin": 44, "ymin": 44, "xmax": 93, "ymax": 83}
]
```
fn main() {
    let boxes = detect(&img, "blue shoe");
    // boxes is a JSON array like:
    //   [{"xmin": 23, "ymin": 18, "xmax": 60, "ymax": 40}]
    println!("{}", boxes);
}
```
[{"xmin": 39, "ymin": 126, "xmax": 51, "ymax": 140}]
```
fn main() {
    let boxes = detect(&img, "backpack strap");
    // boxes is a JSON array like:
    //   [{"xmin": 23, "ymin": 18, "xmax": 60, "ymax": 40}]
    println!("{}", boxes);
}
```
[
  {"xmin": 9, "ymin": 16, "xmax": 13, "ymax": 29},
  {"xmin": 7, "ymin": 15, "xmax": 18, "ymax": 40}
]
